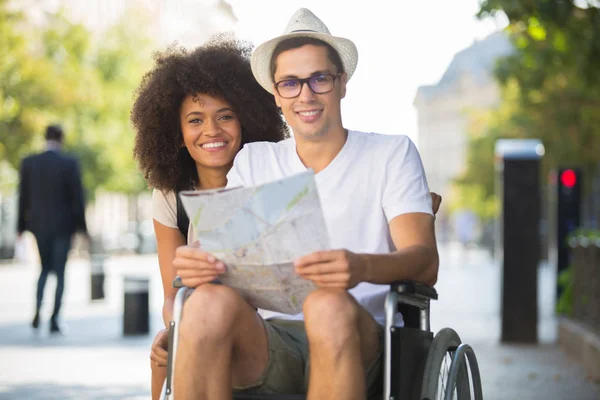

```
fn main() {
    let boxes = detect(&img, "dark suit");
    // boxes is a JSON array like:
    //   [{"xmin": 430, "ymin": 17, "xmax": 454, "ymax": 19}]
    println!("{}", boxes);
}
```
[{"xmin": 18, "ymin": 148, "xmax": 87, "ymax": 320}]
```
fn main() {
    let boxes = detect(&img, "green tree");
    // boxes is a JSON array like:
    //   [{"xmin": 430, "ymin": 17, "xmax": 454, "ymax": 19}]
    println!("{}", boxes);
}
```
[
  {"xmin": 38, "ymin": 11, "xmax": 112, "ymax": 199},
  {"xmin": 0, "ymin": 2, "xmax": 154, "ymax": 198},
  {"xmin": 0, "ymin": 0, "xmax": 59, "ymax": 182},
  {"xmin": 456, "ymin": 0, "xmax": 600, "ymax": 216},
  {"xmin": 91, "ymin": 10, "xmax": 154, "ymax": 195}
]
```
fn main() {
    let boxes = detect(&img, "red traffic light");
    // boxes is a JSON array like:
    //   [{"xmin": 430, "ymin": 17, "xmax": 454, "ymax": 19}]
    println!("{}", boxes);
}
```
[{"xmin": 560, "ymin": 169, "xmax": 577, "ymax": 188}]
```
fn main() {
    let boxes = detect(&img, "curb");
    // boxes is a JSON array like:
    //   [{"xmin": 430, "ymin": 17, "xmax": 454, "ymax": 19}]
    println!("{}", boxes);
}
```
[{"xmin": 558, "ymin": 316, "xmax": 600, "ymax": 381}]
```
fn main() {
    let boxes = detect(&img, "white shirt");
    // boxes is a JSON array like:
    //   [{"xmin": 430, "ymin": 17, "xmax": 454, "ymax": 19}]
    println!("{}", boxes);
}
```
[{"xmin": 227, "ymin": 130, "xmax": 433, "ymax": 324}]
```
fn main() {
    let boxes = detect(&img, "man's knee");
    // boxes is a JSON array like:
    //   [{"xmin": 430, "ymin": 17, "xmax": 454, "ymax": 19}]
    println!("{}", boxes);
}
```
[
  {"xmin": 303, "ymin": 289, "xmax": 360, "ymax": 343},
  {"xmin": 179, "ymin": 284, "xmax": 243, "ymax": 344}
]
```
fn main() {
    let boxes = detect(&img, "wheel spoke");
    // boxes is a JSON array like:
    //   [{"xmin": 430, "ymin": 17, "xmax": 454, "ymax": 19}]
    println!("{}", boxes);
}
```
[{"xmin": 437, "ymin": 350, "xmax": 456, "ymax": 400}]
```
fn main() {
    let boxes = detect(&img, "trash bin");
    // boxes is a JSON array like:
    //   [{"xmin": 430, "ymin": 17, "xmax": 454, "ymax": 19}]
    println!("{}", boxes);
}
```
[{"xmin": 123, "ymin": 276, "xmax": 150, "ymax": 336}]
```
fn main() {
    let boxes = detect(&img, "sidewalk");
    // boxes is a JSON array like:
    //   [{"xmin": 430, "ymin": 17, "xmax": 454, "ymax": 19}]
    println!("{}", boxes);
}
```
[
  {"xmin": 432, "ymin": 243, "xmax": 599, "ymax": 400},
  {"xmin": 0, "ymin": 245, "xmax": 598, "ymax": 399},
  {"xmin": 0, "ymin": 254, "xmax": 163, "ymax": 400}
]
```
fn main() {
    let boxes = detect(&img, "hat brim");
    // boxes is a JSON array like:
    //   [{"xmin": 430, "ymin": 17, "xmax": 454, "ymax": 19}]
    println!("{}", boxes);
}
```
[{"xmin": 251, "ymin": 32, "xmax": 358, "ymax": 94}]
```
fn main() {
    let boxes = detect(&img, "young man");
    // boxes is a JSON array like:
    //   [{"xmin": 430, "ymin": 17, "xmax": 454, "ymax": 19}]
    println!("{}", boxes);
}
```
[{"xmin": 172, "ymin": 8, "xmax": 438, "ymax": 400}]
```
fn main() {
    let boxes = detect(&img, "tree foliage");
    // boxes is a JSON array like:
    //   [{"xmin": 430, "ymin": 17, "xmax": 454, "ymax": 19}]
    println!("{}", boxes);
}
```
[
  {"xmin": 457, "ymin": 0, "xmax": 600, "ymax": 217},
  {"xmin": 0, "ymin": 1, "xmax": 59, "ymax": 175},
  {"xmin": 0, "ymin": 1, "xmax": 153, "ymax": 196}
]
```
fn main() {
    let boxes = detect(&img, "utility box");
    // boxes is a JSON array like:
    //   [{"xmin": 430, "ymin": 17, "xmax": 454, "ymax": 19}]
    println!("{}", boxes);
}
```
[{"xmin": 495, "ymin": 139, "xmax": 544, "ymax": 343}]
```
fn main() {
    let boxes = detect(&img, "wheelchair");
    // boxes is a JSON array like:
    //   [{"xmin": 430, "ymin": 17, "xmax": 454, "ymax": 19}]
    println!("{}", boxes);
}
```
[{"xmin": 160, "ymin": 279, "xmax": 483, "ymax": 400}]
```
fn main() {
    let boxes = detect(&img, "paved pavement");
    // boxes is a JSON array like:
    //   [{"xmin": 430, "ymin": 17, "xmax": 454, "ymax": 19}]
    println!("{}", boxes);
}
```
[
  {"xmin": 431, "ymin": 244, "xmax": 600, "ymax": 400},
  {"xmin": 0, "ymin": 253, "xmax": 161, "ymax": 400},
  {"xmin": 0, "ymin": 244, "xmax": 598, "ymax": 399}
]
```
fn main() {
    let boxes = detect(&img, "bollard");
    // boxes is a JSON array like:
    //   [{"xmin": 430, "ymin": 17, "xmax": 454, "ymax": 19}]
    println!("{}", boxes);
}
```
[
  {"xmin": 123, "ymin": 276, "xmax": 150, "ymax": 335},
  {"xmin": 495, "ymin": 139, "xmax": 544, "ymax": 343},
  {"xmin": 89, "ymin": 238, "xmax": 106, "ymax": 301},
  {"xmin": 90, "ymin": 254, "xmax": 105, "ymax": 300}
]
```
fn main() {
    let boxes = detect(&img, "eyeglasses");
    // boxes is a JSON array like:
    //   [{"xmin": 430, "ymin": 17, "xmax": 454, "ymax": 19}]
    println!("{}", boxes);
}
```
[{"xmin": 274, "ymin": 73, "xmax": 341, "ymax": 99}]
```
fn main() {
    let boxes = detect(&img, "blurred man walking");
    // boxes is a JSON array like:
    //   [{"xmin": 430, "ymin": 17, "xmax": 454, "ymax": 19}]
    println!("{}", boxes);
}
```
[{"xmin": 17, "ymin": 124, "xmax": 88, "ymax": 334}]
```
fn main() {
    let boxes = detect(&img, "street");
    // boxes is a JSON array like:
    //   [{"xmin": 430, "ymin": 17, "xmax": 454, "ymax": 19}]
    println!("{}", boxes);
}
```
[{"xmin": 0, "ymin": 244, "xmax": 598, "ymax": 399}]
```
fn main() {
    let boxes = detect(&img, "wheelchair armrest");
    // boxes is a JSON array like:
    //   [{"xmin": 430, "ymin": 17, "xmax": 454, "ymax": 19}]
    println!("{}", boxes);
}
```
[
  {"xmin": 390, "ymin": 280, "xmax": 438, "ymax": 301},
  {"xmin": 386, "ymin": 281, "xmax": 436, "ymax": 331}
]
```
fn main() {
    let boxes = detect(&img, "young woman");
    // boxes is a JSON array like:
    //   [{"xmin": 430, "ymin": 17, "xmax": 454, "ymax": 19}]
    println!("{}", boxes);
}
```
[{"xmin": 130, "ymin": 34, "xmax": 289, "ymax": 399}]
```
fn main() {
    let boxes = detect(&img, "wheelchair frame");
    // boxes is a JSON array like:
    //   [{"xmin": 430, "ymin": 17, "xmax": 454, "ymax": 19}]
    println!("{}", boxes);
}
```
[{"xmin": 161, "ymin": 281, "xmax": 482, "ymax": 400}]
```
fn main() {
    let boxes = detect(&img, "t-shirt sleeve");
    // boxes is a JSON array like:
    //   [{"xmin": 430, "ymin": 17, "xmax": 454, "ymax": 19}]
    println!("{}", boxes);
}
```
[
  {"xmin": 226, "ymin": 146, "xmax": 251, "ymax": 189},
  {"xmin": 382, "ymin": 137, "xmax": 433, "ymax": 221},
  {"xmin": 152, "ymin": 188, "xmax": 178, "ymax": 228}
]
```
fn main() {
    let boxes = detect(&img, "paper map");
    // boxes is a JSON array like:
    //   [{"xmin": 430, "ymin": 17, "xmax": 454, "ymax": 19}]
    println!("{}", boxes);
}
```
[{"xmin": 179, "ymin": 171, "xmax": 330, "ymax": 314}]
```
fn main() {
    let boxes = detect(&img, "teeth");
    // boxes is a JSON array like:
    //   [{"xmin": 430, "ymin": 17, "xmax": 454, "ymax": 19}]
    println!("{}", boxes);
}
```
[
  {"xmin": 201, "ymin": 142, "xmax": 226, "ymax": 149},
  {"xmin": 299, "ymin": 110, "xmax": 319, "ymax": 116}
]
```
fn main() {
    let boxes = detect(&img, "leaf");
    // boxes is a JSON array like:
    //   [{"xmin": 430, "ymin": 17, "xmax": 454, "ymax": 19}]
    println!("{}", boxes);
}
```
[{"xmin": 527, "ymin": 17, "xmax": 547, "ymax": 41}]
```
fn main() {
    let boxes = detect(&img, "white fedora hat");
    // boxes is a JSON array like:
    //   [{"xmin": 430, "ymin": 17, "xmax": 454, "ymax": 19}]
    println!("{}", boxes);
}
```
[{"xmin": 251, "ymin": 8, "xmax": 358, "ymax": 94}]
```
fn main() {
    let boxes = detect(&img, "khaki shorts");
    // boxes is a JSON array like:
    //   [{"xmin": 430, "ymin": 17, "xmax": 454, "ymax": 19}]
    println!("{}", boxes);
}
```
[{"xmin": 233, "ymin": 318, "xmax": 384, "ymax": 397}]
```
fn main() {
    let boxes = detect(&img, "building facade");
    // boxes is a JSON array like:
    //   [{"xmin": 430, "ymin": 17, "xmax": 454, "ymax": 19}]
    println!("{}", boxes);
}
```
[{"xmin": 414, "ymin": 32, "xmax": 513, "ymax": 199}]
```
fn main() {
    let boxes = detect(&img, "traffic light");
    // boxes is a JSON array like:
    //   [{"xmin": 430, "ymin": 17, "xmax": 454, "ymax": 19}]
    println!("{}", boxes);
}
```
[
  {"xmin": 560, "ymin": 169, "xmax": 578, "ymax": 189},
  {"xmin": 556, "ymin": 168, "xmax": 581, "ymax": 299}
]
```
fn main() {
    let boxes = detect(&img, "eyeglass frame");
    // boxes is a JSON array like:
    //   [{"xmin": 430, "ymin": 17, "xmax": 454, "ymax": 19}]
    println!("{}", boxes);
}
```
[{"xmin": 273, "ymin": 73, "xmax": 342, "ymax": 99}]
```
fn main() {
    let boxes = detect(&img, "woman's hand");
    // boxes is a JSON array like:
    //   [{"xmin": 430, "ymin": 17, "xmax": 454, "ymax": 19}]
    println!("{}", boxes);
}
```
[
  {"xmin": 172, "ymin": 242, "xmax": 226, "ymax": 288},
  {"xmin": 150, "ymin": 328, "xmax": 169, "ymax": 368}
]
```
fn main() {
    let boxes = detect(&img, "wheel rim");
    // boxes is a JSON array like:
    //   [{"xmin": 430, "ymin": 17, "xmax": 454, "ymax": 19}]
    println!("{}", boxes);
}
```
[{"xmin": 444, "ymin": 343, "xmax": 484, "ymax": 400}]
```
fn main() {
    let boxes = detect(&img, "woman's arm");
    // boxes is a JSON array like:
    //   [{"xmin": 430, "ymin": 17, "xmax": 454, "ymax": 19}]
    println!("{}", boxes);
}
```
[
  {"xmin": 151, "ymin": 219, "xmax": 186, "ymax": 400},
  {"xmin": 154, "ymin": 219, "xmax": 186, "ymax": 326}
]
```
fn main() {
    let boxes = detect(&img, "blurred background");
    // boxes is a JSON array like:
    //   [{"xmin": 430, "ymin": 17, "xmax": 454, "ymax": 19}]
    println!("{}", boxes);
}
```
[
  {"xmin": 0, "ymin": 0, "xmax": 599, "ymax": 399},
  {"xmin": 1, "ymin": 0, "xmax": 599, "ymax": 260}
]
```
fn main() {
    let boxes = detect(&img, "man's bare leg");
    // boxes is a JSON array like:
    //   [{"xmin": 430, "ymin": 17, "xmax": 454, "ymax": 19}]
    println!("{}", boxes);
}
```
[
  {"xmin": 304, "ymin": 289, "xmax": 381, "ymax": 400},
  {"xmin": 173, "ymin": 284, "xmax": 269, "ymax": 400}
]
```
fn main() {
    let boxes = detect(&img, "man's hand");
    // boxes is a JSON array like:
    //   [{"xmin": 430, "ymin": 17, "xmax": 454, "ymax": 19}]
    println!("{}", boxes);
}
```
[
  {"xmin": 172, "ymin": 243, "xmax": 226, "ymax": 288},
  {"xmin": 294, "ymin": 249, "xmax": 366, "ymax": 289},
  {"xmin": 430, "ymin": 192, "xmax": 442, "ymax": 215},
  {"xmin": 150, "ymin": 328, "xmax": 169, "ymax": 368}
]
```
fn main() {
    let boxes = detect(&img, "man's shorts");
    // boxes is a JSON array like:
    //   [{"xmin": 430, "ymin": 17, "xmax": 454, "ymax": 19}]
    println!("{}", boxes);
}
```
[{"xmin": 233, "ymin": 318, "xmax": 384, "ymax": 397}]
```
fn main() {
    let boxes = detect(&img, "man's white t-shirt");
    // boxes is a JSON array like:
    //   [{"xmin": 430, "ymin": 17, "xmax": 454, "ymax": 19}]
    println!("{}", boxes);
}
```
[{"xmin": 226, "ymin": 130, "xmax": 433, "ymax": 324}]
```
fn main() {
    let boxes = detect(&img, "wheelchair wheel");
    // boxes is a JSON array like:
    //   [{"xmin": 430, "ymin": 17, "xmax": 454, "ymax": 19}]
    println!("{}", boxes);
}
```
[{"xmin": 420, "ymin": 328, "xmax": 477, "ymax": 400}]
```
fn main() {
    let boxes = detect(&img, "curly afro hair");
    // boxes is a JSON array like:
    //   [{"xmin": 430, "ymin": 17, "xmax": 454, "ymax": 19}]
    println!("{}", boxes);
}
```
[{"xmin": 131, "ymin": 34, "xmax": 289, "ymax": 192}]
